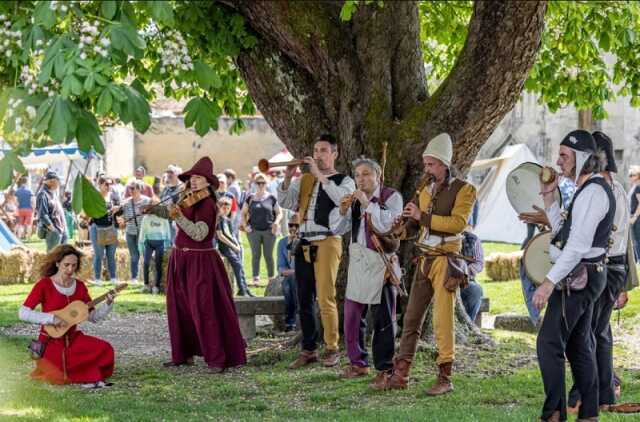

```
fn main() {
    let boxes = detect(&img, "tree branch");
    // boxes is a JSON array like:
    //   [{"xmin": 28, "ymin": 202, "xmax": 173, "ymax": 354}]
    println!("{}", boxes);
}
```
[{"xmin": 400, "ymin": 1, "xmax": 548, "ymax": 172}]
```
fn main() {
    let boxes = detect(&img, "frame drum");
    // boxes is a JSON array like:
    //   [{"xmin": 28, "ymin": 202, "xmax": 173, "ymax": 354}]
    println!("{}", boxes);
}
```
[
  {"xmin": 506, "ymin": 162, "xmax": 562, "ymax": 215},
  {"xmin": 523, "ymin": 231, "xmax": 553, "ymax": 286}
]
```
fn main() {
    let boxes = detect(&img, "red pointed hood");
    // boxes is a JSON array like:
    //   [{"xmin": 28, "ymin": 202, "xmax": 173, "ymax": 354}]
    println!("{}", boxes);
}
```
[{"xmin": 178, "ymin": 157, "xmax": 219, "ymax": 190}]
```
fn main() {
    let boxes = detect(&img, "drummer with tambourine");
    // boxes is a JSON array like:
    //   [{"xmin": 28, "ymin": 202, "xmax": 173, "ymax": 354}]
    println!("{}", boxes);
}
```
[
  {"xmin": 531, "ymin": 130, "xmax": 615, "ymax": 422},
  {"xmin": 329, "ymin": 157, "xmax": 403, "ymax": 384},
  {"xmin": 565, "ymin": 132, "xmax": 636, "ymax": 413}
]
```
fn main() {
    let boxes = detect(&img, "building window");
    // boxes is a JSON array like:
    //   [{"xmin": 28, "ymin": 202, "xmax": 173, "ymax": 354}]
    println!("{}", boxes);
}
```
[{"xmin": 615, "ymin": 149, "xmax": 624, "ymax": 162}]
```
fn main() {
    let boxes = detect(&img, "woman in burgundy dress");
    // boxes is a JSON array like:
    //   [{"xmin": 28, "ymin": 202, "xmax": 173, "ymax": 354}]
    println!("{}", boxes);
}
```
[
  {"xmin": 150, "ymin": 157, "xmax": 246, "ymax": 372},
  {"xmin": 19, "ymin": 245, "xmax": 116, "ymax": 388}
]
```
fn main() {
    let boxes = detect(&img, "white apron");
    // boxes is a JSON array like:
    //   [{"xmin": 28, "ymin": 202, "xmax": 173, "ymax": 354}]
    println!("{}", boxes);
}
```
[{"xmin": 346, "ymin": 243, "xmax": 387, "ymax": 304}]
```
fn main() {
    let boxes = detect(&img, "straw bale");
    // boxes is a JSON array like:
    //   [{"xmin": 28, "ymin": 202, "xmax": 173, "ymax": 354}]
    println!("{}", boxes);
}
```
[{"xmin": 485, "ymin": 251, "xmax": 522, "ymax": 281}]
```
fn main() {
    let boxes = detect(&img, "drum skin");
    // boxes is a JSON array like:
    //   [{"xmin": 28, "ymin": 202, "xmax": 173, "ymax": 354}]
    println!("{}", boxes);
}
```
[
  {"xmin": 506, "ymin": 162, "xmax": 562, "ymax": 215},
  {"xmin": 523, "ymin": 231, "xmax": 553, "ymax": 286}
]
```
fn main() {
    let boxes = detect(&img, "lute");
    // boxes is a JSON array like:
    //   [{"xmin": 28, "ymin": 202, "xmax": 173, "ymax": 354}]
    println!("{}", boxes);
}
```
[{"xmin": 44, "ymin": 283, "xmax": 127, "ymax": 338}]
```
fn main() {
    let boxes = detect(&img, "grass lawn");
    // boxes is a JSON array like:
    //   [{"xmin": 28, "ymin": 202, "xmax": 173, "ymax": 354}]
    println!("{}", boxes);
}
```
[
  {"xmin": 1, "ymin": 330, "xmax": 639, "ymax": 421},
  {"xmin": 2, "ymin": 240, "xmax": 640, "ymax": 420}
]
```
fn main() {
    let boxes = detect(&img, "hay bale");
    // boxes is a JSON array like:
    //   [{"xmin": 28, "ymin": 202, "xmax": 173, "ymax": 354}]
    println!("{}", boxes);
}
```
[
  {"xmin": 115, "ymin": 248, "xmax": 132, "ymax": 281},
  {"xmin": 76, "ymin": 247, "xmax": 95, "ymax": 281},
  {"xmin": 485, "ymin": 251, "xmax": 522, "ymax": 281},
  {"xmin": 29, "ymin": 250, "xmax": 49, "ymax": 282},
  {"xmin": 0, "ymin": 247, "xmax": 32, "ymax": 284}
]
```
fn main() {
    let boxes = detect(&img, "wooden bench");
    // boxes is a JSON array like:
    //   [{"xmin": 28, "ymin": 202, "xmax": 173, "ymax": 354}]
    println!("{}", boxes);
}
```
[
  {"xmin": 234, "ymin": 296, "xmax": 286, "ymax": 340},
  {"xmin": 474, "ymin": 297, "xmax": 490, "ymax": 327}
]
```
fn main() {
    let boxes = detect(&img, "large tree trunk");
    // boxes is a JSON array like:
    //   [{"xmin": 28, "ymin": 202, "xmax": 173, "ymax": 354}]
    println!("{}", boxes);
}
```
[{"xmin": 218, "ymin": 0, "xmax": 547, "ymax": 342}]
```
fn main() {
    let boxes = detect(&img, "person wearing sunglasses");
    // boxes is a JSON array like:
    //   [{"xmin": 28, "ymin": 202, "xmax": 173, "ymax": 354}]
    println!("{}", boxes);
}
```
[{"xmin": 240, "ymin": 173, "xmax": 282, "ymax": 286}]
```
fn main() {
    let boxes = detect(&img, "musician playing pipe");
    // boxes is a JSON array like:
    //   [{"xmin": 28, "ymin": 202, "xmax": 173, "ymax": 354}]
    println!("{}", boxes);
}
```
[
  {"xmin": 146, "ymin": 157, "xmax": 246, "ymax": 373},
  {"xmin": 19, "ymin": 245, "xmax": 116, "ymax": 389},
  {"xmin": 329, "ymin": 157, "xmax": 403, "ymax": 383},
  {"xmin": 375, "ymin": 133, "xmax": 476, "ymax": 396},
  {"xmin": 277, "ymin": 134, "xmax": 355, "ymax": 369}
]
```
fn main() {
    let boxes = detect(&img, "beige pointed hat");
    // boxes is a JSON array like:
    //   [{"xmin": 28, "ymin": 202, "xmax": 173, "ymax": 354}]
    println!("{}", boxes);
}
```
[{"xmin": 422, "ymin": 133, "xmax": 453, "ymax": 167}]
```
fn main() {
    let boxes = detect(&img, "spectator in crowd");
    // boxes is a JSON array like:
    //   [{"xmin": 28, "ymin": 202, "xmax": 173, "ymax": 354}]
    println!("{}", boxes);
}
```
[
  {"xmin": 138, "ymin": 197, "xmax": 172, "ymax": 294},
  {"xmin": 216, "ymin": 173, "xmax": 238, "ymax": 220},
  {"xmin": 112, "ymin": 178, "xmax": 125, "ymax": 201},
  {"xmin": 125, "ymin": 166, "xmax": 153, "ymax": 198},
  {"xmin": 160, "ymin": 165, "xmax": 183, "ymax": 203},
  {"xmin": 36, "ymin": 171, "xmax": 67, "ymax": 251},
  {"xmin": 62, "ymin": 191, "xmax": 76, "ymax": 241},
  {"xmin": 629, "ymin": 165, "xmax": 640, "ymax": 260},
  {"xmin": 459, "ymin": 228, "xmax": 485, "ymax": 322},
  {"xmin": 224, "ymin": 168, "xmax": 243, "ymax": 233},
  {"xmin": 160, "ymin": 164, "xmax": 182, "ymax": 243},
  {"xmin": 241, "ymin": 173, "xmax": 282, "ymax": 286},
  {"xmin": 15, "ymin": 176, "xmax": 34, "ymax": 239},
  {"xmin": 277, "ymin": 215, "xmax": 299, "ymax": 332},
  {"xmin": 216, "ymin": 196, "xmax": 253, "ymax": 297},
  {"xmin": 1, "ymin": 189, "xmax": 18, "ymax": 231},
  {"xmin": 520, "ymin": 223, "xmax": 541, "ymax": 326},
  {"xmin": 152, "ymin": 176, "xmax": 162, "ymax": 197},
  {"xmin": 88, "ymin": 177, "xmax": 120, "ymax": 286},
  {"xmin": 119, "ymin": 180, "xmax": 150, "ymax": 283}
]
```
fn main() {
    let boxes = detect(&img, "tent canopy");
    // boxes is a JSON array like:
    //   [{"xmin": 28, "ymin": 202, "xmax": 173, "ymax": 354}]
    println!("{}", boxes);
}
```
[
  {"xmin": 266, "ymin": 148, "xmax": 294, "ymax": 171},
  {"xmin": 0, "ymin": 144, "xmax": 98, "ymax": 167},
  {"xmin": 471, "ymin": 144, "xmax": 540, "ymax": 244},
  {"xmin": 0, "ymin": 219, "xmax": 21, "ymax": 252}
]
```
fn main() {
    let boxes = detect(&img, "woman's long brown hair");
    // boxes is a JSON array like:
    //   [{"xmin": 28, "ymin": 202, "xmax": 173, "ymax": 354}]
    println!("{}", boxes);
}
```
[{"xmin": 40, "ymin": 245, "xmax": 84, "ymax": 277}]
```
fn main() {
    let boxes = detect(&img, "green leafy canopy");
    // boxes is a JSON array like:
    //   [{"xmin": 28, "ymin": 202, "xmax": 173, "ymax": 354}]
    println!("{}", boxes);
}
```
[
  {"xmin": 344, "ymin": 0, "xmax": 640, "ymax": 120},
  {"xmin": 0, "ymin": 0, "xmax": 639, "ymax": 188}
]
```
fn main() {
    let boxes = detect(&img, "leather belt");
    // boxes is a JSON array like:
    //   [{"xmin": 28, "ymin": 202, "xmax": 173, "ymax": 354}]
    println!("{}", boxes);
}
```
[{"xmin": 176, "ymin": 247, "xmax": 215, "ymax": 252}]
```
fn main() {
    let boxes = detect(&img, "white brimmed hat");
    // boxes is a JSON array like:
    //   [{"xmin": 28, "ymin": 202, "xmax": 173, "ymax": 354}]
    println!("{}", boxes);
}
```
[{"xmin": 422, "ymin": 133, "xmax": 453, "ymax": 168}]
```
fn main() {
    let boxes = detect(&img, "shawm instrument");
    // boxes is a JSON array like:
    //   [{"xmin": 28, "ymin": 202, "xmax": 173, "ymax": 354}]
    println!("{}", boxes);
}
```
[{"xmin": 44, "ymin": 283, "xmax": 128, "ymax": 338}]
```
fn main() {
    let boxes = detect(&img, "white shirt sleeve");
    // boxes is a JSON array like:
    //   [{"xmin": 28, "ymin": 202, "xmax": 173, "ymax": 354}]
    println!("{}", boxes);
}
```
[
  {"xmin": 545, "ymin": 202, "xmax": 563, "ymax": 234},
  {"xmin": 546, "ymin": 183, "xmax": 610, "ymax": 284},
  {"xmin": 19, "ymin": 305, "xmax": 55, "ymax": 325},
  {"xmin": 321, "ymin": 176, "xmax": 356, "ymax": 205},
  {"xmin": 329, "ymin": 206, "xmax": 352, "ymax": 236},
  {"xmin": 277, "ymin": 177, "xmax": 301, "ymax": 211},
  {"xmin": 366, "ymin": 191, "xmax": 403, "ymax": 233},
  {"xmin": 88, "ymin": 302, "xmax": 113, "ymax": 323}
]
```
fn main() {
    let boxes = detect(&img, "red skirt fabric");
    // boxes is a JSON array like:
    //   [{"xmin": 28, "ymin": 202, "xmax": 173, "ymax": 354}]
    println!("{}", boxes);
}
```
[
  {"xmin": 33, "ymin": 330, "xmax": 114, "ymax": 384},
  {"xmin": 166, "ymin": 248, "xmax": 247, "ymax": 369}
]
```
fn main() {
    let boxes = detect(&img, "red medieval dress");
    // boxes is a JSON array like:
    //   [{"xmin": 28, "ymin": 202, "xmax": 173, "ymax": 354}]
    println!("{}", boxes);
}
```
[
  {"xmin": 166, "ymin": 194, "xmax": 247, "ymax": 368},
  {"xmin": 23, "ymin": 278, "xmax": 114, "ymax": 384}
]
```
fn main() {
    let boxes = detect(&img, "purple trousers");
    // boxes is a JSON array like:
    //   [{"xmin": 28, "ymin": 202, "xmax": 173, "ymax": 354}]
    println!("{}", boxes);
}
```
[{"xmin": 343, "ymin": 283, "xmax": 397, "ymax": 371}]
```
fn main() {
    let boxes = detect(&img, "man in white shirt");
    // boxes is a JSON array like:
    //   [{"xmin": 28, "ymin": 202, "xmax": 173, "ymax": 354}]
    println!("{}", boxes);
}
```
[
  {"xmin": 278, "ymin": 134, "xmax": 355, "ymax": 369},
  {"xmin": 567, "ymin": 131, "xmax": 631, "ymax": 412},
  {"xmin": 533, "ymin": 130, "xmax": 615, "ymax": 422},
  {"xmin": 329, "ymin": 158, "xmax": 402, "ymax": 383}
]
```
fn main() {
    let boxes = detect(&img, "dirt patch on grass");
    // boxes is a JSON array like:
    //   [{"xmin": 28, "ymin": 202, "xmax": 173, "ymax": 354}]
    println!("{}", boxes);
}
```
[{"xmin": 0, "ymin": 312, "xmax": 172, "ymax": 359}]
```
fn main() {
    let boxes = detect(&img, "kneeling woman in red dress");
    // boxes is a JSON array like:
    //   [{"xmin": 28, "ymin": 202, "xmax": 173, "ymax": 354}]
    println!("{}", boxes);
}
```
[
  {"xmin": 149, "ymin": 157, "xmax": 246, "ymax": 372},
  {"xmin": 19, "ymin": 245, "xmax": 116, "ymax": 389}
]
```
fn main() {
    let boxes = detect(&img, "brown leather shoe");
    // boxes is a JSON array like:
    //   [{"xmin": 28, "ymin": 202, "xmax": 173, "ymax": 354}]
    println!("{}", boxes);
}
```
[
  {"xmin": 321, "ymin": 350, "xmax": 340, "ymax": 367},
  {"xmin": 341, "ymin": 365, "xmax": 370, "ymax": 379},
  {"xmin": 567, "ymin": 400, "xmax": 581, "ymax": 415},
  {"xmin": 425, "ymin": 362, "xmax": 454, "ymax": 396},
  {"xmin": 387, "ymin": 358, "xmax": 411, "ymax": 390},
  {"xmin": 540, "ymin": 411, "xmax": 561, "ymax": 422},
  {"xmin": 369, "ymin": 370, "xmax": 392, "ymax": 391},
  {"xmin": 288, "ymin": 350, "xmax": 318, "ymax": 369}
]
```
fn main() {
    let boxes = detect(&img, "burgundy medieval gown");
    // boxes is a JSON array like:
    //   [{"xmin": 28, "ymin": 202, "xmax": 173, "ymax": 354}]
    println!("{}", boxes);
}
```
[
  {"xmin": 166, "ymin": 195, "xmax": 247, "ymax": 368},
  {"xmin": 23, "ymin": 278, "xmax": 115, "ymax": 384}
]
